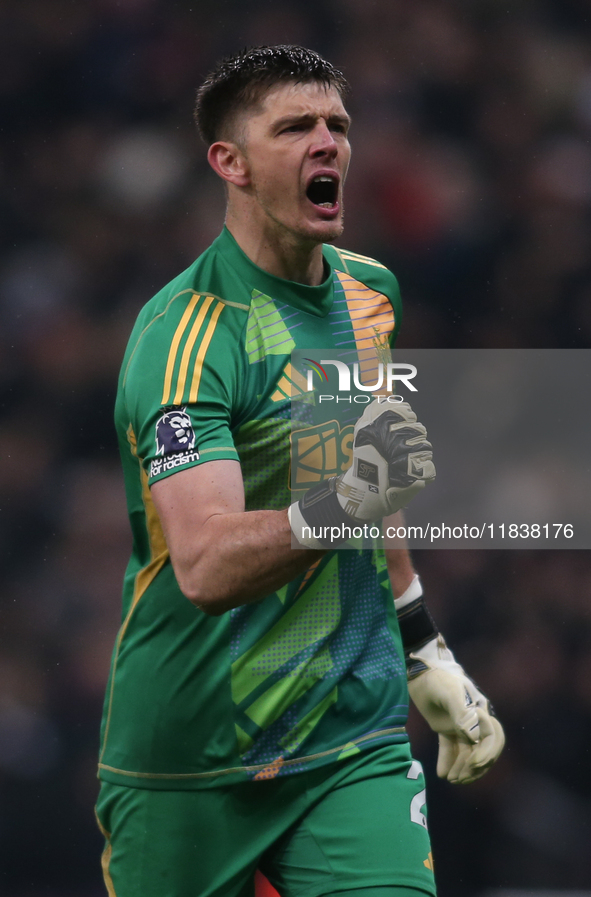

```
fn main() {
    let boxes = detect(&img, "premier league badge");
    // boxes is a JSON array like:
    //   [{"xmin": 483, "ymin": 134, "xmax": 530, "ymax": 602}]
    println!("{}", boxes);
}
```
[
  {"xmin": 150, "ymin": 407, "xmax": 199, "ymax": 477},
  {"xmin": 155, "ymin": 407, "xmax": 196, "ymax": 455}
]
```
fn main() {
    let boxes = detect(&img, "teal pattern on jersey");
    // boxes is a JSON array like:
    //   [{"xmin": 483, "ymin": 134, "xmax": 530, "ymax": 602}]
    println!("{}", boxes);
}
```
[{"xmin": 228, "ymin": 551, "xmax": 407, "ymax": 775}]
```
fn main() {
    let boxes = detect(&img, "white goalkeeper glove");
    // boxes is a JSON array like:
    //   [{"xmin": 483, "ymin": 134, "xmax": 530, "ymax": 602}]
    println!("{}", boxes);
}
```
[
  {"xmin": 407, "ymin": 634, "xmax": 505, "ymax": 784},
  {"xmin": 395, "ymin": 575, "xmax": 504, "ymax": 784},
  {"xmin": 289, "ymin": 399, "xmax": 435, "ymax": 548}
]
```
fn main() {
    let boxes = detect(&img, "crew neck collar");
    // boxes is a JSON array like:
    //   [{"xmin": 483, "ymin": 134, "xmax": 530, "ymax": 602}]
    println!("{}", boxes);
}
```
[{"xmin": 214, "ymin": 227, "xmax": 335, "ymax": 318}]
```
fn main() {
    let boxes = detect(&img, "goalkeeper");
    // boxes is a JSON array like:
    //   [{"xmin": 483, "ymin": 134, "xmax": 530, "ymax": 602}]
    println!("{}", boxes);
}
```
[{"xmin": 96, "ymin": 45, "xmax": 504, "ymax": 897}]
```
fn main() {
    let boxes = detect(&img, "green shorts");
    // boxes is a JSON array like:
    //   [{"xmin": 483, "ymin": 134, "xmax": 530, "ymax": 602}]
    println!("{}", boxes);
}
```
[{"xmin": 95, "ymin": 744, "xmax": 436, "ymax": 897}]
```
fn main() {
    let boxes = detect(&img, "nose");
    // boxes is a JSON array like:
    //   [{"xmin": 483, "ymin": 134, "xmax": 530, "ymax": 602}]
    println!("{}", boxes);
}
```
[{"xmin": 310, "ymin": 120, "xmax": 338, "ymax": 158}]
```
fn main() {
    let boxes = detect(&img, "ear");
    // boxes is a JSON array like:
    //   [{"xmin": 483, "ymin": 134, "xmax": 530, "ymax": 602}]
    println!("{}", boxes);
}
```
[{"xmin": 207, "ymin": 141, "xmax": 250, "ymax": 188}]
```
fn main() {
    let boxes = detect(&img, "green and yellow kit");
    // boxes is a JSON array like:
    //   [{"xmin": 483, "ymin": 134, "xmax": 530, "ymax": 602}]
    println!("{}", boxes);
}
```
[{"xmin": 99, "ymin": 227, "xmax": 412, "ymax": 790}]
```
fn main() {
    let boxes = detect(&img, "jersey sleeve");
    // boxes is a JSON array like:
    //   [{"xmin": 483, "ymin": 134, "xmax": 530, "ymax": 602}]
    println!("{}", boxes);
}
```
[{"xmin": 121, "ymin": 293, "xmax": 247, "ymax": 485}]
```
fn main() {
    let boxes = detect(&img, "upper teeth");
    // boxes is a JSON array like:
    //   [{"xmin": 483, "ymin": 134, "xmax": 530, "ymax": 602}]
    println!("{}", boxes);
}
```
[{"xmin": 314, "ymin": 176, "xmax": 335, "ymax": 182}]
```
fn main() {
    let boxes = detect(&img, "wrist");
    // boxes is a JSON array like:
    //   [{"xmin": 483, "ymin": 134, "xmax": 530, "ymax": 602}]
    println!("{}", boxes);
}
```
[
  {"xmin": 393, "ymin": 573, "xmax": 423, "ymax": 609},
  {"xmin": 288, "ymin": 501, "xmax": 325, "ymax": 549},
  {"xmin": 395, "ymin": 579, "xmax": 439, "ymax": 652},
  {"xmin": 288, "ymin": 477, "xmax": 354, "ymax": 549}
]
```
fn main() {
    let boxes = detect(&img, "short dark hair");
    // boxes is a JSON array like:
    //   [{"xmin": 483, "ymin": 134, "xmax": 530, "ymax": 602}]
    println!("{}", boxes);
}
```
[{"xmin": 194, "ymin": 45, "xmax": 349, "ymax": 145}]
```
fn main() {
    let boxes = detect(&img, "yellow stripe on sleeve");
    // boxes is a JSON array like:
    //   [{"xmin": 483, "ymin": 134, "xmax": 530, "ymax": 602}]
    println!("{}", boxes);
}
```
[
  {"xmin": 188, "ymin": 301, "xmax": 225, "ymax": 403},
  {"xmin": 172, "ymin": 295, "xmax": 216, "ymax": 405},
  {"xmin": 161, "ymin": 293, "xmax": 201, "ymax": 405}
]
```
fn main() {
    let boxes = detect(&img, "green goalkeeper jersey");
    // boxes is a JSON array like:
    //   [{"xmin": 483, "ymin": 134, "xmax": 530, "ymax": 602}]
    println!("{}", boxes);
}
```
[{"xmin": 99, "ymin": 227, "xmax": 409, "ymax": 790}]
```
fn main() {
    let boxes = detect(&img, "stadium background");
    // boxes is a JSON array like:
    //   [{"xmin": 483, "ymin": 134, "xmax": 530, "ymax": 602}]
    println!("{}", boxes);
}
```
[{"xmin": 1, "ymin": 0, "xmax": 591, "ymax": 894}]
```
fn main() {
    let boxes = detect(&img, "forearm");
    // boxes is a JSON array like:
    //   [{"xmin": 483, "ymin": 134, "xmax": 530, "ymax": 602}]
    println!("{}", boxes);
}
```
[
  {"xmin": 384, "ymin": 512, "xmax": 416, "ymax": 599},
  {"xmin": 385, "ymin": 548, "xmax": 416, "ymax": 599},
  {"xmin": 173, "ymin": 508, "xmax": 323, "ymax": 615}
]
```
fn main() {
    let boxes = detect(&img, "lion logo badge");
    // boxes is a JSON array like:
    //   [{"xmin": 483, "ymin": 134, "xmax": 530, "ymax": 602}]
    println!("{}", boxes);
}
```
[{"xmin": 155, "ymin": 407, "xmax": 196, "ymax": 456}]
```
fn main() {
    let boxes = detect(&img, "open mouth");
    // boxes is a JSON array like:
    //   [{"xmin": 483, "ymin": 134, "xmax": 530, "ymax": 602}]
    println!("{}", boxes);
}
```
[{"xmin": 306, "ymin": 175, "xmax": 338, "ymax": 209}]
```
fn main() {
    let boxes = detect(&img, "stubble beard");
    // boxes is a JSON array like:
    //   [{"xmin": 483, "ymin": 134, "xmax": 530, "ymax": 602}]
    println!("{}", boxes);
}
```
[
  {"xmin": 251, "ymin": 177, "xmax": 345, "ymax": 250},
  {"xmin": 282, "ymin": 202, "xmax": 345, "ymax": 249},
  {"xmin": 320, "ymin": 210, "xmax": 345, "ymax": 244}
]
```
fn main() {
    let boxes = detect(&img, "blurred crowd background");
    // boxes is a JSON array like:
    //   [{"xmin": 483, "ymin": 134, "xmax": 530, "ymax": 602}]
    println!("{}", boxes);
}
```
[{"xmin": 1, "ymin": 0, "xmax": 591, "ymax": 894}]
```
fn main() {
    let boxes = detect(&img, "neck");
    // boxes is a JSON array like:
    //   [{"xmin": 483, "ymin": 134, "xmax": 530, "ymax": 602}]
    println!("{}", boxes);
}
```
[{"xmin": 225, "ymin": 209, "xmax": 326, "ymax": 286}]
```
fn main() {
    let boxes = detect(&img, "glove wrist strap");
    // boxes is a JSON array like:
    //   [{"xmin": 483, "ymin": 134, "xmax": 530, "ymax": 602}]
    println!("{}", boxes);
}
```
[
  {"xmin": 289, "ymin": 477, "xmax": 354, "ymax": 549},
  {"xmin": 394, "ymin": 577, "xmax": 439, "ymax": 673}
]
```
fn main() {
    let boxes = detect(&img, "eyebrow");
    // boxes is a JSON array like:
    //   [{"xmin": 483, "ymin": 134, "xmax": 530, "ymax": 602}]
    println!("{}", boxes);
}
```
[{"xmin": 272, "ymin": 112, "xmax": 352, "ymax": 131}]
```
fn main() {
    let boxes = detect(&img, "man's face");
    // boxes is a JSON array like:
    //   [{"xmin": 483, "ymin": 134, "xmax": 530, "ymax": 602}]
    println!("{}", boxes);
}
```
[{"xmin": 239, "ymin": 81, "xmax": 352, "ymax": 246}]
